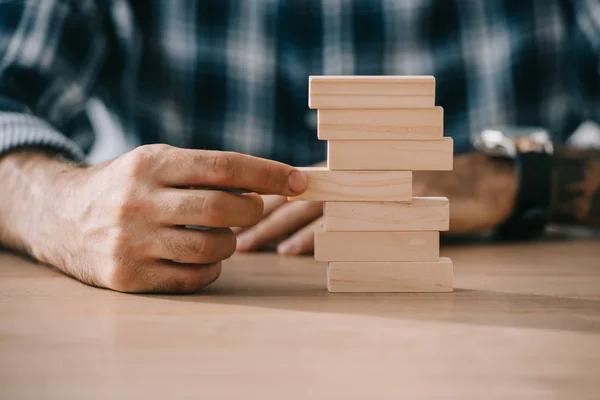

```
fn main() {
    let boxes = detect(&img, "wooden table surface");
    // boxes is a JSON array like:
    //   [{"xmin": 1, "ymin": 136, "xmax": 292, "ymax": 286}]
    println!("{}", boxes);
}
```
[{"xmin": 1, "ymin": 239, "xmax": 600, "ymax": 399}]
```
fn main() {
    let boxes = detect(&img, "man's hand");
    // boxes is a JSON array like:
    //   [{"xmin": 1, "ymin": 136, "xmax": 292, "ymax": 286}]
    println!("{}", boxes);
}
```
[
  {"xmin": 235, "ymin": 153, "xmax": 518, "ymax": 254},
  {"xmin": 413, "ymin": 153, "xmax": 517, "ymax": 234},
  {"xmin": 0, "ymin": 145, "xmax": 307, "ymax": 293},
  {"xmin": 235, "ymin": 196, "xmax": 323, "ymax": 255},
  {"xmin": 235, "ymin": 161, "xmax": 326, "ymax": 255}
]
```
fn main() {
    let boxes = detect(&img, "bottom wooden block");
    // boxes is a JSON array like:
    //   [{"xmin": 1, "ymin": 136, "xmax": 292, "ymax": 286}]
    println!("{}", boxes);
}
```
[{"xmin": 327, "ymin": 258, "xmax": 453, "ymax": 293}]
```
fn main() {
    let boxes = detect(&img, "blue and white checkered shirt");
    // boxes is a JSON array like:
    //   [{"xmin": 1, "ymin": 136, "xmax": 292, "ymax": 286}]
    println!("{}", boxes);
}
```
[{"xmin": 1, "ymin": 0, "xmax": 599, "ymax": 166}]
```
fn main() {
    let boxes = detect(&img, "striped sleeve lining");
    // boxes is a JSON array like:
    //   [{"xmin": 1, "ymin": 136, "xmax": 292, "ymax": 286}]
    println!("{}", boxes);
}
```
[{"xmin": 0, "ymin": 112, "xmax": 85, "ymax": 162}]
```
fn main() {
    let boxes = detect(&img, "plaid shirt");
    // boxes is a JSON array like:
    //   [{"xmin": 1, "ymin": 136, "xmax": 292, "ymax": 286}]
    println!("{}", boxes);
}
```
[{"xmin": 1, "ymin": 0, "xmax": 599, "ymax": 167}]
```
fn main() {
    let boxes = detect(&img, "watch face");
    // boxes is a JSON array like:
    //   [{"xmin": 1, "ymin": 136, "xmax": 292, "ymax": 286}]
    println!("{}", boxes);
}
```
[
  {"xmin": 473, "ymin": 125, "xmax": 553, "ymax": 157},
  {"xmin": 473, "ymin": 128, "xmax": 517, "ymax": 157}
]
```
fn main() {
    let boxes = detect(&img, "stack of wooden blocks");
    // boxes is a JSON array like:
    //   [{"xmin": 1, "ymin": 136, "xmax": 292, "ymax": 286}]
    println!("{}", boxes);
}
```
[{"xmin": 289, "ymin": 76, "xmax": 454, "ymax": 293}]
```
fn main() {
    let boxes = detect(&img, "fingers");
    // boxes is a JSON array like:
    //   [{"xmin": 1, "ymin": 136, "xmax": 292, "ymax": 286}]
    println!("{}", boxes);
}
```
[
  {"xmin": 277, "ymin": 217, "xmax": 322, "ymax": 255},
  {"xmin": 157, "ymin": 148, "xmax": 308, "ymax": 196},
  {"xmin": 153, "ymin": 189, "xmax": 264, "ymax": 228},
  {"xmin": 236, "ymin": 200, "xmax": 323, "ymax": 252},
  {"xmin": 110, "ymin": 260, "xmax": 222, "ymax": 294},
  {"xmin": 260, "ymin": 195, "xmax": 288, "ymax": 217},
  {"xmin": 232, "ymin": 195, "xmax": 286, "ymax": 234},
  {"xmin": 150, "ymin": 227, "xmax": 236, "ymax": 264}
]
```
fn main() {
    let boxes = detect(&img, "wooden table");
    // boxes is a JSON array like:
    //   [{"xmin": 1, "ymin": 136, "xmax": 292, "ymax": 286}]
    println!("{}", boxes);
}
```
[{"xmin": 1, "ymin": 239, "xmax": 600, "ymax": 399}]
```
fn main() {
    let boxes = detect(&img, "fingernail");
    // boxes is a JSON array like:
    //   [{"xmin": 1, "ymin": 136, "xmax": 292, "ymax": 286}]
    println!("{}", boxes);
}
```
[
  {"xmin": 288, "ymin": 170, "xmax": 308, "ymax": 194},
  {"xmin": 277, "ymin": 241, "xmax": 296, "ymax": 255}
]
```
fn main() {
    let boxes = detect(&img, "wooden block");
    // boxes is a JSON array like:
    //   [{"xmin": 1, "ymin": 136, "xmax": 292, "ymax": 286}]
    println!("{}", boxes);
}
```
[
  {"xmin": 310, "ymin": 76, "xmax": 435, "ymax": 96},
  {"xmin": 327, "ymin": 258, "xmax": 453, "ymax": 293},
  {"xmin": 287, "ymin": 167, "xmax": 412, "ymax": 202},
  {"xmin": 324, "ymin": 197, "xmax": 449, "ymax": 232},
  {"xmin": 318, "ymin": 107, "xmax": 443, "ymax": 140},
  {"xmin": 309, "ymin": 76, "xmax": 435, "ymax": 109},
  {"xmin": 314, "ymin": 230, "xmax": 439, "ymax": 262},
  {"xmin": 327, "ymin": 138, "xmax": 453, "ymax": 171}
]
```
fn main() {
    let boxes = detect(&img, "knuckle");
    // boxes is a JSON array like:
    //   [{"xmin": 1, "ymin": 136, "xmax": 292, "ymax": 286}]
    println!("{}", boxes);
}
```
[
  {"xmin": 112, "ymin": 228, "xmax": 136, "ymax": 261},
  {"xmin": 139, "ymin": 143, "xmax": 172, "ymax": 157},
  {"xmin": 166, "ymin": 234, "xmax": 199, "ymax": 260},
  {"xmin": 202, "ymin": 192, "xmax": 228, "ymax": 222},
  {"xmin": 188, "ymin": 239, "xmax": 207, "ymax": 259},
  {"xmin": 261, "ymin": 165, "xmax": 279, "ymax": 192},
  {"xmin": 225, "ymin": 231, "xmax": 237, "ymax": 255},
  {"xmin": 246, "ymin": 196, "xmax": 264, "ymax": 225},
  {"xmin": 176, "ymin": 195, "xmax": 202, "ymax": 217},
  {"xmin": 113, "ymin": 229, "xmax": 130, "ymax": 254},
  {"xmin": 197, "ymin": 230, "xmax": 235, "ymax": 261},
  {"xmin": 176, "ymin": 274, "xmax": 207, "ymax": 293},
  {"xmin": 116, "ymin": 193, "xmax": 148, "ymax": 223},
  {"xmin": 165, "ymin": 277, "xmax": 196, "ymax": 293},
  {"xmin": 200, "ymin": 262, "xmax": 223, "ymax": 287},
  {"xmin": 197, "ymin": 233, "xmax": 215, "ymax": 257},
  {"xmin": 124, "ymin": 149, "xmax": 150, "ymax": 179},
  {"xmin": 170, "ymin": 263, "xmax": 222, "ymax": 293},
  {"xmin": 208, "ymin": 152, "xmax": 236, "ymax": 185},
  {"xmin": 125, "ymin": 144, "xmax": 170, "ymax": 179},
  {"xmin": 218, "ymin": 228, "xmax": 237, "ymax": 257},
  {"xmin": 111, "ymin": 229, "xmax": 149, "ymax": 265}
]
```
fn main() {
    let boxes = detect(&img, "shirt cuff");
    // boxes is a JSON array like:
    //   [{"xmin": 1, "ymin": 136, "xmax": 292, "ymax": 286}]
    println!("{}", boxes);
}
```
[{"xmin": 0, "ymin": 112, "xmax": 85, "ymax": 162}]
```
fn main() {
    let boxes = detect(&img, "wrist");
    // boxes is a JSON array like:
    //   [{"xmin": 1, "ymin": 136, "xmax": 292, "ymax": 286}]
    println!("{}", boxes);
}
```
[
  {"xmin": 472, "ymin": 126, "xmax": 554, "ymax": 239},
  {"xmin": 31, "ymin": 157, "xmax": 88, "ymax": 268},
  {"xmin": 495, "ymin": 149, "xmax": 553, "ymax": 239},
  {"xmin": 0, "ymin": 151, "xmax": 81, "ymax": 262}
]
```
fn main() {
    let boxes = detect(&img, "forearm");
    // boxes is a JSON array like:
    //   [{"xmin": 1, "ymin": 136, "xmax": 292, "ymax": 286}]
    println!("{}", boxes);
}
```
[
  {"xmin": 549, "ymin": 148, "xmax": 600, "ymax": 227},
  {"xmin": 0, "ymin": 151, "xmax": 78, "ymax": 259}
]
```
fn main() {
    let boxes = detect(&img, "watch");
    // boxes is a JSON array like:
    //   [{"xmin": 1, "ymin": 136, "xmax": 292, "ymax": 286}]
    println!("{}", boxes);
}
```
[{"xmin": 471, "ymin": 126, "xmax": 554, "ymax": 240}]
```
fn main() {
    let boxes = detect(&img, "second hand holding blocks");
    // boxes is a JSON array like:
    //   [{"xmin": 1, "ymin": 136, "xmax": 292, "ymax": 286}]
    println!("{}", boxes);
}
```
[{"xmin": 289, "ymin": 75, "xmax": 454, "ymax": 293}]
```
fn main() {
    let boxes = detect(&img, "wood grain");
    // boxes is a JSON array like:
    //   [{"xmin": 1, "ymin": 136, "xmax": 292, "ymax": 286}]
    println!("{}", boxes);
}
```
[
  {"xmin": 310, "ymin": 95, "xmax": 435, "ymax": 109},
  {"xmin": 327, "ymin": 258, "xmax": 453, "ymax": 293},
  {"xmin": 318, "ymin": 107, "xmax": 443, "ymax": 140},
  {"xmin": 2, "ymin": 239, "xmax": 600, "ymax": 399},
  {"xmin": 314, "ymin": 230, "xmax": 439, "ymax": 262},
  {"xmin": 309, "ymin": 76, "xmax": 435, "ymax": 109},
  {"xmin": 310, "ymin": 76, "xmax": 436, "ymax": 94},
  {"xmin": 288, "ymin": 167, "xmax": 412, "ymax": 201},
  {"xmin": 327, "ymin": 137, "xmax": 454, "ymax": 171},
  {"xmin": 324, "ymin": 197, "xmax": 449, "ymax": 231}
]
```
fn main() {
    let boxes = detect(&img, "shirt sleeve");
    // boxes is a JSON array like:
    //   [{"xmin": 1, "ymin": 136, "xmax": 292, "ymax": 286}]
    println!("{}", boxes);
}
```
[
  {"xmin": 0, "ymin": 0, "xmax": 109, "ymax": 162},
  {"xmin": 570, "ymin": 0, "xmax": 600, "ymax": 128}
]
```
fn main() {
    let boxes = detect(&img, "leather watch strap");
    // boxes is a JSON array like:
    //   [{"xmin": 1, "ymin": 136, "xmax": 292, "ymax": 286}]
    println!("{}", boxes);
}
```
[{"xmin": 495, "ymin": 150, "xmax": 553, "ymax": 240}]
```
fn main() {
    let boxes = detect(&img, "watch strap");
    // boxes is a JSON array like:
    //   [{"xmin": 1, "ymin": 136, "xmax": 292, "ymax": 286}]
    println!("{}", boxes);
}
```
[{"xmin": 495, "ymin": 150, "xmax": 553, "ymax": 240}]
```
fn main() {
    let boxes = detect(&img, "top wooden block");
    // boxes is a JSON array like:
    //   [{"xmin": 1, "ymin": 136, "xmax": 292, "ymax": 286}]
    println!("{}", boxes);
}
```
[{"xmin": 309, "ymin": 76, "xmax": 435, "ymax": 109}]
